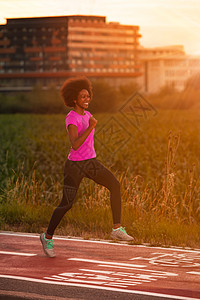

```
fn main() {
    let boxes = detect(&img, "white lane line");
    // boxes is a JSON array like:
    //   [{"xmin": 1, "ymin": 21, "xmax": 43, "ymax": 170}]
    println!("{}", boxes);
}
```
[
  {"xmin": 1, "ymin": 232, "xmax": 200, "ymax": 252},
  {"xmin": 68, "ymin": 258, "xmax": 146, "ymax": 268},
  {"xmin": 80, "ymin": 269, "xmax": 113, "ymax": 274},
  {"xmin": 45, "ymin": 276, "xmax": 106, "ymax": 285},
  {"xmin": 98, "ymin": 264, "xmax": 178, "ymax": 276},
  {"xmin": 0, "ymin": 251, "xmax": 36, "ymax": 256},
  {"xmin": 64, "ymin": 278, "xmax": 106, "ymax": 285},
  {"xmin": 0, "ymin": 232, "xmax": 129, "ymax": 247},
  {"xmin": 68, "ymin": 258, "xmax": 177, "ymax": 277},
  {"xmin": 187, "ymin": 272, "xmax": 200, "ymax": 275},
  {"xmin": 51, "ymin": 275, "xmax": 70, "ymax": 280},
  {"xmin": 44, "ymin": 277, "xmax": 63, "ymax": 281},
  {"xmin": 106, "ymin": 283, "xmax": 127, "ymax": 288},
  {"xmin": 0, "ymin": 274, "xmax": 199, "ymax": 300}
]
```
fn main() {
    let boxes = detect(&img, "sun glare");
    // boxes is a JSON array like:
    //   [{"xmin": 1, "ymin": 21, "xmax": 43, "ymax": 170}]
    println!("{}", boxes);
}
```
[{"xmin": 0, "ymin": 0, "xmax": 200, "ymax": 54}]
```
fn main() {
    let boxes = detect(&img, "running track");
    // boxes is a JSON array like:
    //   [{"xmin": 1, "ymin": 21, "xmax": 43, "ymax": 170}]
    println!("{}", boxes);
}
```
[{"xmin": 0, "ymin": 232, "xmax": 200, "ymax": 299}]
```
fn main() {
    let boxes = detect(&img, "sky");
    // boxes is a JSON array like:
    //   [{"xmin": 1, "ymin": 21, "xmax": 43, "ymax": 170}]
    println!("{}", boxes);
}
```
[{"xmin": 0, "ymin": 0, "xmax": 200, "ymax": 55}]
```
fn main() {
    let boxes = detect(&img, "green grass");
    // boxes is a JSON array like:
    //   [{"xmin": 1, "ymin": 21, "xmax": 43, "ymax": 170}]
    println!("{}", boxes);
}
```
[{"xmin": 0, "ymin": 110, "xmax": 200, "ymax": 248}]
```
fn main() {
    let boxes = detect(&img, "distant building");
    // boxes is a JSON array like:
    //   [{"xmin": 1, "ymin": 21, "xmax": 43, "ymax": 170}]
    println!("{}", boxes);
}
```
[
  {"xmin": 0, "ymin": 15, "xmax": 142, "ymax": 90},
  {"xmin": 138, "ymin": 45, "xmax": 200, "ymax": 93}
]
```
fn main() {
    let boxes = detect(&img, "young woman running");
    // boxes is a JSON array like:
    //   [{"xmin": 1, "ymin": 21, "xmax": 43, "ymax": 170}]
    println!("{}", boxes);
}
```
[{"xmin": 40, "ymin": 77, "xmax": 133, "ymax": 257}]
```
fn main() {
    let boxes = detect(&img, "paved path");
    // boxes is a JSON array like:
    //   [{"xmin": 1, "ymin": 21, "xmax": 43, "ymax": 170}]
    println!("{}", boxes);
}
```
[{"xmin": 0, "ymin": 232, "xmax": 200, "ymax": 299}]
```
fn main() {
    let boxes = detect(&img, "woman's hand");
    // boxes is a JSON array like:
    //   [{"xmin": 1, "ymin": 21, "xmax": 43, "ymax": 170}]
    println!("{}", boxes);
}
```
[{"xmin": 89, "ymin": 116, "xmax": 98, "ymax": 128}]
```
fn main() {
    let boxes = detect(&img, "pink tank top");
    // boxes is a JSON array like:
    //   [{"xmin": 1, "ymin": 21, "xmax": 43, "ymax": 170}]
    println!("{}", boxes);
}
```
[{"xmin": 65, "ymin": 110, "xmax": 96, "ymax": 161}]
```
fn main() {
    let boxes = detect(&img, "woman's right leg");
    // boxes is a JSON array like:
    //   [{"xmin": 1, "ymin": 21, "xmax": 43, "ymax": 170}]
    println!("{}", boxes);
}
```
[{"xmin": 46, "ymin": 159, "xmax": 83, "ymax": 237}]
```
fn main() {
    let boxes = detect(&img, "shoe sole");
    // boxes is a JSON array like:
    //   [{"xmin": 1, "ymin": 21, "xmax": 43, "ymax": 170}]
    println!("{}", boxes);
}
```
[
  {"xmin": 40, "ymin": 233, "xmax": 56, "ymax": 258},
  {"xmin": 111, "ymin": 237, "xmax": 134, "ymax": 242},
  {"xmin": 110, "ymin": 233, "xmax": 134, "ymax": 242}
]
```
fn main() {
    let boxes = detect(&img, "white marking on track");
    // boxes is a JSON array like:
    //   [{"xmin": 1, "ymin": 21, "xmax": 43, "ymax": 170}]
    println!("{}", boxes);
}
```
[
  {"xmin": 52, "ymin": 275, "xmax": 70, "ymax": 280},
  {"xmin": 187, "ymin": 272, "xmax": 200, "ymax": 275},
  {"xmin": 130, "ymin": 253, "xmax": 200, "ymax": 268},
  {"xmin": 0, "ymin": 251, "xmax": 36, "ymax": 256},
  {"xmin": 106, "ymin": 283, "xmax": 127, "ymax": 288},
  {"xmin": 68, "ymin": 258, "xmax": 146, "ymax": 268},
  {"xmin": 44, "ymin": 277, "xmax": 62, "ymax": 281},
  {"xmin": 64, "ymin": 278, "xmax": 106, "ymax": 285},
  {"xmin": 0, "ymin": 274, "xmax": 198, "ymax": 300},
  {"xmin": 80, "ymin": 269, "xmax": 112, "ymax": 274},
  {"xmin": 70, "ymin": 258, "xmax": 177, "ymax": 277},
  {"xmin": 98, "ymin": 263, "xmax": 178, "ymax": 276},
  {"xmin": 45, "ymin": 258, "xmax": 178, "ymax": 290},
  {"xmin": 1, "ymin": 232, "xmax": 200, "ymax": 253}
]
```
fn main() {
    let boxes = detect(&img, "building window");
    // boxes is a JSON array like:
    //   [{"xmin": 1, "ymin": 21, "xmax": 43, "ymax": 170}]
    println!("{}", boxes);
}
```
[
  {"xmin": 165, "ymin": 70, "xmax": 175, "ymax": 76},
  {"xmin": 151, "ymin": 61, "xmax": 160, "ymax": 67},
  {"xmin": 189, "ymin": 60, "xmax": 200, "ymax": 67}
]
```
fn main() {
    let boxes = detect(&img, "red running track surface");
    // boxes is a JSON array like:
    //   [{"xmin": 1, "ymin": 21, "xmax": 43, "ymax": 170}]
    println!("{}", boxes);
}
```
[{"xmin": 0, "ymin": 232, "xmax": 200, "ymax": 299}]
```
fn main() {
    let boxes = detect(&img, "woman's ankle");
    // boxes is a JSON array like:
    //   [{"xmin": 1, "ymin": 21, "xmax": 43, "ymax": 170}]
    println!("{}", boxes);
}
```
[
  {"xmin": 113, "ymin": 223, "xmax": 121, "ymax": 230},
  {"xmin": 45, "ymin": 232, "xmax": 53, "ymax": 239}
]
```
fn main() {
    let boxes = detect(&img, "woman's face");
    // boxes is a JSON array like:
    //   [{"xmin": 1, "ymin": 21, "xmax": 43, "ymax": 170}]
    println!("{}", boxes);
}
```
[{"xmin": 75, "ymin": 89, "xmax": 91, "ymax": 109}]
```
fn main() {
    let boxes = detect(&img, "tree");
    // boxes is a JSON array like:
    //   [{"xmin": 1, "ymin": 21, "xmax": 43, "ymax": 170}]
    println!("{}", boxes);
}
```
[{"xmin": 89, "ymin": 79, "xmax": 118, "ymax": 113}]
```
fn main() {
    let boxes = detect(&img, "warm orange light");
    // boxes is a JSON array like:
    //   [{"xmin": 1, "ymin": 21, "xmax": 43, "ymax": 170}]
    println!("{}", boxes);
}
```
[{"xmin": 0, "ymin": 0, "xmax": 199, "ymax": 54}]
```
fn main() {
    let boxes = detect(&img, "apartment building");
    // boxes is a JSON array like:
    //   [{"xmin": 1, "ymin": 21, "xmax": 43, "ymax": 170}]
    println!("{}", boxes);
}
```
[
  {"xmin": 138, "ymin": 45, "xmax": 200, "ymax": 93},
  {"xmin": 0, "ymin": 15, "xmax": 142, "ymax": 89}
]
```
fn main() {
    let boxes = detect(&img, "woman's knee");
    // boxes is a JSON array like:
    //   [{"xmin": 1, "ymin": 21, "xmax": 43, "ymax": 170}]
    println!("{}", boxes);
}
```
[
  {"xmin": 115, "ymin": 178, "xmax": 121, "ymax": 189},
  {"xmin": 109, "ymin": 178, "xmax": 120, "ymax": 192},
  {"xmin": 57, "ymin": 203, "xmax": 73, "ymax": 214}
]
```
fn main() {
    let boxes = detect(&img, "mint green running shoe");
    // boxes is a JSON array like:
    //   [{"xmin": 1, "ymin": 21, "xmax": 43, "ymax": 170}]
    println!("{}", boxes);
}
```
[
  {"xmin": 40, "ymin": 233, "xmax": 56, "ymax": 258},
  {"xmin": 111, "ymin": 226, "xmax": 134, "ymax": 241}
]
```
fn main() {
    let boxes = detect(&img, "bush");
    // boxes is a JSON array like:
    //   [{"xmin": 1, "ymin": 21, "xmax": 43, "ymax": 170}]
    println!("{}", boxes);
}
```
[
  {"xmin": 89, "ymin": 79, "xmax": 118, "ymax": 113},
  {"xmin": 0, "ymin": 75, "xmax": 200, "ymax": 114}
]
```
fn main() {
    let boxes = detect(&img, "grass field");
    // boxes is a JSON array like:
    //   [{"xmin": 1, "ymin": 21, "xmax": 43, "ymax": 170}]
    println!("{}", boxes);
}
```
[{"xmin": 0, "ymin": 110, "xmax": 200, "ymax": 248}]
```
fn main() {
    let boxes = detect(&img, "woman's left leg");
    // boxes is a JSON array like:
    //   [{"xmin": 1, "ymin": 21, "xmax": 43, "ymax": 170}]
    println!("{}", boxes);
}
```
[
  {"xmin": 81, "ymin": 158, "xmax": 121, "ymax": 225},
  {"xmin": 81, "ymin": 158, "xmax": 134, "ymax": 241}
]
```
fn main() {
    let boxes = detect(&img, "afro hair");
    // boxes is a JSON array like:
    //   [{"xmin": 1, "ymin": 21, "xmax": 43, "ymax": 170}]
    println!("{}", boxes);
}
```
[{"xmin": 60, "ymin": 76, "xmax": 93, "ymax": 107}]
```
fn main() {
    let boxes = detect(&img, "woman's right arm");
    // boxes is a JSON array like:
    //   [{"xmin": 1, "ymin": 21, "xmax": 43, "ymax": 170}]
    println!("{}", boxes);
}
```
[{"xmin": 68, "ymin": 116, "xmax": 97, "ymax": 151}]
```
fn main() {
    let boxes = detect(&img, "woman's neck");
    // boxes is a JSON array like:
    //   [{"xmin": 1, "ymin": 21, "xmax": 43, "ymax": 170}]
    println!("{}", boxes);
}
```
[{"xmin": 73, "ymin": 107, "xmax": 85, "ymax": 115}]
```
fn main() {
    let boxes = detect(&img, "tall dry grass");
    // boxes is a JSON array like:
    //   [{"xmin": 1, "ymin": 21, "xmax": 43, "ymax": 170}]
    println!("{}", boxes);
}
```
[{"xmin": 0, "ymin": 112, "xmax": 200, "ymax": 247}]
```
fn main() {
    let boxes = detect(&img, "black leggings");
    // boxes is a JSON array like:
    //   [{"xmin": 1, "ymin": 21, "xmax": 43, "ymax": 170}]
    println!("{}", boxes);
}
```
[{"xmin": 47, "ymin": 158, "xmax": 121, "ymax": 236}]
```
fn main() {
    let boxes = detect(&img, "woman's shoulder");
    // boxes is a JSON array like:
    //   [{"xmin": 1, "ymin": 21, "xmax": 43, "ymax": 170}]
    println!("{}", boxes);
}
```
[
  {"xmin": 85, "ymin": 110, "xmax": 92, "ymax": 117},
  {"xmin": 65, "ymin": 111, "xmax": 77, "ymax": 125},
  {"xmin": 67, "ymin": 110, "xmax": 75, "ymax": 116},
  {"xmin": 66, "ymin": 110, "xmax": 76, "ymax": 119},
  {"xmin": 66, "ymin": 110, "xmax": 91, "ymax": 119}
]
